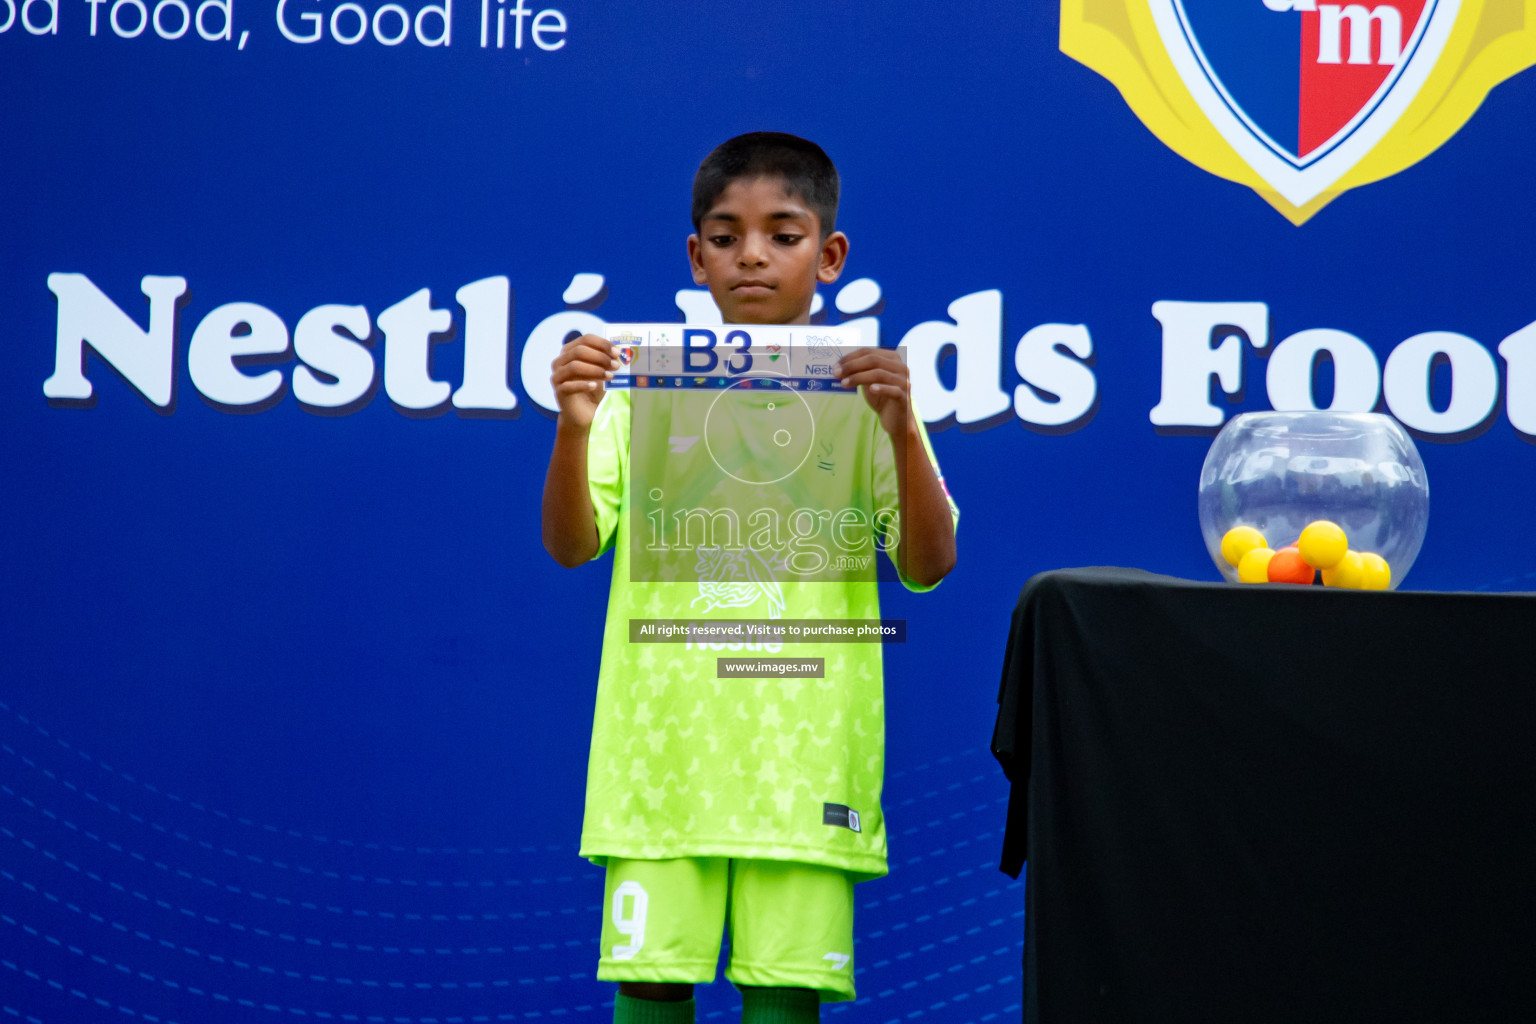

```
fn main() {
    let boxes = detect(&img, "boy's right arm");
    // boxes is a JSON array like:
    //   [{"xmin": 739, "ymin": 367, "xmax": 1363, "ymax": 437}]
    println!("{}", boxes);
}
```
[{"xmin": 541, "ymin": 334, "xmax": 619, "ymax": 568}]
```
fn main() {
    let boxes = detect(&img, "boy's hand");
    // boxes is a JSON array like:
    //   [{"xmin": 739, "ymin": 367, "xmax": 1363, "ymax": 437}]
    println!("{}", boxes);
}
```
[
  {"xmin": 550, "ymin": 334, "xmax": 619, "ymax": 429},
  {"xmin": 835, "ymin": 347, "xmax": 914, "ymax": 439},
  {"xmin": 836, "ymin": 345, "xmax": 957, "ymax": 587}
]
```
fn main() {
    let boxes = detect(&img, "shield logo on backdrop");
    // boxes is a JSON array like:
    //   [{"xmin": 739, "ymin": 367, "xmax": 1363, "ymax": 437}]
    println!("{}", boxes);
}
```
[{"xmin": 1062, "ymin": 0, "xmax": 1536, "ymax": 222}]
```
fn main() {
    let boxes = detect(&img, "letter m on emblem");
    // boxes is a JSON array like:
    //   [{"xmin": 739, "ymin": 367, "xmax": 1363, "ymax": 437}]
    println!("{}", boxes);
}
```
[{"xmin": 1318, "ymin": 4, "xmax": 1405, "ymax": 65}]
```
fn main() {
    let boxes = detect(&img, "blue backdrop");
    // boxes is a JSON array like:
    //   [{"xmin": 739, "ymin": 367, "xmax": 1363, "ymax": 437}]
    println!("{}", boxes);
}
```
[{"xmin": 3, "ymin": 1, "xmax": 1534, "ymax": 1020}]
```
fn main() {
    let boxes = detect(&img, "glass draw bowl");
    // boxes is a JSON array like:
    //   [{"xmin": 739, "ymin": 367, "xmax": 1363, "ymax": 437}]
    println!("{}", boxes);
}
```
[{"xmin": 1198, "ymin": 411, "xmax": 1430, "ymax": 589}]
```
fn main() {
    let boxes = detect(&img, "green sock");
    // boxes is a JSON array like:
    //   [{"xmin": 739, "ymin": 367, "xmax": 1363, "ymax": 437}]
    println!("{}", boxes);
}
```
[
  {"xmin": 740, "ymin": 986, "xmax": 819, "ymax": 1024},
  {"xmin": 613, "ymin": 992, "xmax": 696, "ymax": 1024}
]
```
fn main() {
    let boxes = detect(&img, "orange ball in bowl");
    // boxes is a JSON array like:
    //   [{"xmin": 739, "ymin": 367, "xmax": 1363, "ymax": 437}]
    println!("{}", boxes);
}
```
[{"xmin": 1266, "ymin": 546, "xmax": 1316, "ymax": 585}]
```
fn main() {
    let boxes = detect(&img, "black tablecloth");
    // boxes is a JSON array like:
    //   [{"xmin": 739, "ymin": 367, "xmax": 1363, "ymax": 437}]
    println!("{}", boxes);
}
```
[{"xmin": 992, "ymin": 567, "xmax": 1536, "ymax": 1023}]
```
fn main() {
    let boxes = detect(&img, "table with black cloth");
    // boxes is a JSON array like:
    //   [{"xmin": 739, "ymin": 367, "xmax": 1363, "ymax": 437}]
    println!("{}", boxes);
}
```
[{"xmin": 991, "ymin": 567, "xmax": 1536, "ymax": 1023}]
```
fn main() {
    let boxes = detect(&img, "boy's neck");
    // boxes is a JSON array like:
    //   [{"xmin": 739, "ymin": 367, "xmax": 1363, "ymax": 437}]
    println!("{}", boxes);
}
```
[{"xmin": 724, "ymin": 314, "xmax": 812, "ymax": 327}]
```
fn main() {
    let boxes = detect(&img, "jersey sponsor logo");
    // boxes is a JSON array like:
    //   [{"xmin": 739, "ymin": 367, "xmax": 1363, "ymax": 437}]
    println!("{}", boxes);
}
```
[
  {"xmin": 690, "ymin": 545, "xmax": 787, "ymax": 619},
  {"xmin": 1061, "ymin": 0, "xmax": 1536, "ymax": 222},
  {"xmin": 823, "ymin": 952, "xmax": 852, "ymax": 970}
]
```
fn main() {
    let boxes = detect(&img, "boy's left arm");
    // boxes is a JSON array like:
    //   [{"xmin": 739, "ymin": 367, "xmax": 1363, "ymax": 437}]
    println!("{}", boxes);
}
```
[{"xmin": 836, "ymin": 348, "xmax": 958, "ymax": 588}]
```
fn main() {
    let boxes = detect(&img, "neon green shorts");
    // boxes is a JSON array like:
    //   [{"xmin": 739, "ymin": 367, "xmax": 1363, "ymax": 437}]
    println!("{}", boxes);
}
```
[{"xmin": 596, "ymin": 857, "xmax": 857, "ymax": 1002}]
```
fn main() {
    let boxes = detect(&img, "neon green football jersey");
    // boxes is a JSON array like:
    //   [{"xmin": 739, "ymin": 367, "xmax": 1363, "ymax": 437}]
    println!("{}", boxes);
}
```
[{"xmin": 578, "ymin": 386, "xmax": 957, "ymax": 880}]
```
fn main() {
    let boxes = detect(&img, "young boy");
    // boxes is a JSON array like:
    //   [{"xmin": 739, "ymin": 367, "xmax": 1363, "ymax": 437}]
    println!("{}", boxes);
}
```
[{"xmin": 541, "ymin": 132, "xmax": 958, "ymax": 1023}]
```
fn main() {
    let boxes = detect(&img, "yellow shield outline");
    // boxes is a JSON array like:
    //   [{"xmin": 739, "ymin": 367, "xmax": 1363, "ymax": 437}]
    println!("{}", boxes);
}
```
[{"xmin": 1062, "ymin": 0, "xmax": 1536, "ymax": 223}]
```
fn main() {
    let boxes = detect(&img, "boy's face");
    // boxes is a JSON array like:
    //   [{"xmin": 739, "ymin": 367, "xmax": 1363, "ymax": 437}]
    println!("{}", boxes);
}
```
[{"xmin": 688, "ymin": 176, "xmax": 848, "ymax": 325}]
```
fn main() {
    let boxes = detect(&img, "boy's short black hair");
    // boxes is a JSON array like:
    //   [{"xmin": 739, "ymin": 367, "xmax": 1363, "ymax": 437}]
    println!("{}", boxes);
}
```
[{"xmin": 691, "ymin": 132, "xmax": 840, "ymax": 237}]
